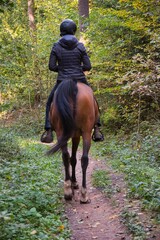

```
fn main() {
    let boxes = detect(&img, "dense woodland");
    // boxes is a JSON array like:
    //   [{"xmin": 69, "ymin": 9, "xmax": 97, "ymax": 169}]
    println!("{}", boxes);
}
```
[
  {"xmin": 0, "ymin": 1, "xmax": 160, "ymax": 239},
  {"xmin": 1, "ymin": 0, "xmax": 160, "ymax": 130}
]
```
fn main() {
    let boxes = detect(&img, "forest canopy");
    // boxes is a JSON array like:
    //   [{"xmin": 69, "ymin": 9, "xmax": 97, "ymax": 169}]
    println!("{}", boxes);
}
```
[{"xmin": 1, "ymin": 0, "xmax": 160, "ymax": 130}]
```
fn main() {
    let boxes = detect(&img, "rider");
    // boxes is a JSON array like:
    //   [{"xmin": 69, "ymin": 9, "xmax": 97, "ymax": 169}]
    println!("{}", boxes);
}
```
[{"xmin": 41, "ymin": 19, "xmax": 104, "ymax": 143}]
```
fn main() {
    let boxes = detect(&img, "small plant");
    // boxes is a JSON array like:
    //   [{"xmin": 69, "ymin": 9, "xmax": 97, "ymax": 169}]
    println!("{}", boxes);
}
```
[
  {"xmin": 92, "ymin": 169, "xmax": 113, "ymax": 197},
  {"xmin": 121, "ymin": 208, "xmax": 146, "ymax": 239}
]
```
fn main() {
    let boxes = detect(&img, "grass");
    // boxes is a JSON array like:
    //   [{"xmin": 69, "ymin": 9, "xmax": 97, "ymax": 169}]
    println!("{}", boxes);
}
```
[{"xmin": 0, "ymin": 123, "xmax": 71, "ymax": 240}]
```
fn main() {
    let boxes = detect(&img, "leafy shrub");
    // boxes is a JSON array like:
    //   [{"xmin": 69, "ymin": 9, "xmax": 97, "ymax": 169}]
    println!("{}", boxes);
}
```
[{"xmin": 0, "ymin": 128, "xmax": 70, "ymax": 239}]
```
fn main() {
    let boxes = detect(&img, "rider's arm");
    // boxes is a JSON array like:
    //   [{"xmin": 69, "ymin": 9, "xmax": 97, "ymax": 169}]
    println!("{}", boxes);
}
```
[
  {"xmin": 78, "ymin": 43, "xmax": 92, "ymax": 72},
  {"xmin": 48, "ymin": 44, "xmax": 58, "ymax": 72}
]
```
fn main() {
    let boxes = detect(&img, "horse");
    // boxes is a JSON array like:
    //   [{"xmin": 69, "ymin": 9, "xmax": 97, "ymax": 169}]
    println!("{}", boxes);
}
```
[{"xmin": 47, "ymin": 79, "xmax": 99, "ymax": 203}]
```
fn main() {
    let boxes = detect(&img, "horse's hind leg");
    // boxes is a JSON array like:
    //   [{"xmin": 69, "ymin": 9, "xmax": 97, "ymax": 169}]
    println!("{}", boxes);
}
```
[
  {"xmin": 80, "ymin": 133, "xmax": 91, "ymax": 203},
  {"xmin": 70, "ymin": 136, "xmax": 80, "ymax": 189},
  {"xmin": 62, "ymin": 145, "xmax": 73, "ymax": 200}
]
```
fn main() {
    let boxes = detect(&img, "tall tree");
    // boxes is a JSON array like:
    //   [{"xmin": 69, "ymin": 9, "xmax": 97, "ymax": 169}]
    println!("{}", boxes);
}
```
[
  {"xmin": 28, "ymin": 0, "xmax": 36, "ymax": 32},
  {"xmin": 28, "ymin": 0, "xmax": 42, "ymax": 106},
  {"xmin": 78, "ymin": 0, "xmax": 89, "ymax": 32}
]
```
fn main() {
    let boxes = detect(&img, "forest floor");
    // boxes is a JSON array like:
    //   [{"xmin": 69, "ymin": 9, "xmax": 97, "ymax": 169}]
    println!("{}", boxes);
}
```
[{"xmin": 64, "ymin": 150, "xmax": 160, "ymax": 240}]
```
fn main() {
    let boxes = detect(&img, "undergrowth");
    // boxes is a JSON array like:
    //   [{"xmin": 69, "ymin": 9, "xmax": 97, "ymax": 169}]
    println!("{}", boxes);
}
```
[
  {"xmin": 0, "ymin": 125, "xmax": 70, "ymax": 240},
  {"xmin": 121, "ymin": 208, "xmax": 146, "ymax": 239},
  {"xmin": 96, "ymin": 128, "xmax": 160, "ymax": 219}
]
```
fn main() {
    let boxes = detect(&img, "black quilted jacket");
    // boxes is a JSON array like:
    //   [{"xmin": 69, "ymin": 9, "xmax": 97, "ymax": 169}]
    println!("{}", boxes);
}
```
[{"xmin": 49, "ymin": 34, "xmax": 91, "ymax": 81}]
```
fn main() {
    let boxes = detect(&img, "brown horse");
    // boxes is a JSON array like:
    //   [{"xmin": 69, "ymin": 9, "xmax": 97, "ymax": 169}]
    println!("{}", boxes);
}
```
[{"xmin": 48, "ymin": 79, "xmax": 99, "ymax": 203}]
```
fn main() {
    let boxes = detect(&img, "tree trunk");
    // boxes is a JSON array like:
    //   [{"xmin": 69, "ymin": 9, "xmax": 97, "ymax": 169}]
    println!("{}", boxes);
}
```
[
  {"xmin": 78, "ymin": 0, "xmax": 89, "ymax": 32},
  {"xmin": 28, "ymin": 0, "xmax": 36, "ymax": 31},
  {"xmin": 27, "ymin": 0, "xmax": 42, "ymax": 106}
]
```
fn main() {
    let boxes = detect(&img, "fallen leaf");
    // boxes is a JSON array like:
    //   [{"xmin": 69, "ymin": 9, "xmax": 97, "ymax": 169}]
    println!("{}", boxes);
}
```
[
  {"xmin": 58, "ymin": 225, "xmax": 64, "ymax": 231},
  {"xmin": 109, "ymin": 214, "xmax": 119, "ymax": 219},
  {"xmin": 92, "ymin": 222, "xmax": 100, "ymax": 228},
  {"xmin": 31, "ymin": 230, "xmax": 37, "ymax": 235}
]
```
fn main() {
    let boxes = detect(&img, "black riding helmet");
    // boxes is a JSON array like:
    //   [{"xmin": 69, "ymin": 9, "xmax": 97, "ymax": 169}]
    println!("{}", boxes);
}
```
[{"xmin": 60, "ymin": 19, "xmax": 77, "ymax": 36}]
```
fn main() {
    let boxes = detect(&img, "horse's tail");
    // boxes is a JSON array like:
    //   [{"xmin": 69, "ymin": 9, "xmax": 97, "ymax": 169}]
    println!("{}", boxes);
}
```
[{"xmin": 47, "ymin": 80, "xmax": 78, "ymax": 155}]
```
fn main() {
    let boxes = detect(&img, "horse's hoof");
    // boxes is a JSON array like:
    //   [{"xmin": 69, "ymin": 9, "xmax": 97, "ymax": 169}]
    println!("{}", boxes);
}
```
[
  {"xmin": 64, "ymin": 194, "xmax": 73, "ymax": 201},
  {"xmin": 80, "ymin": 187, "xmax": 90, "ymax": 203},
  {"xmin": 72, "ymin": 182, "xmax": 79, "ymax": 189},
  {"xmin": 64, "ymin": 180, "xmax": 73, "ymax": 201},
  {"xmin": 80, "ymin": 199, "xmax": 91, "ymax": 204}
]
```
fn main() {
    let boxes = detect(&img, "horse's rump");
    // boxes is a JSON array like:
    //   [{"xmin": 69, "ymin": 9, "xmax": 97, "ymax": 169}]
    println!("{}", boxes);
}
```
[
  {"xmin": 48, "ymin": 80, "xmax": 98, "ymax": 153},
  {"xmin": 75, "ymin": 83, "xmax": 98, "ymax": 132}
]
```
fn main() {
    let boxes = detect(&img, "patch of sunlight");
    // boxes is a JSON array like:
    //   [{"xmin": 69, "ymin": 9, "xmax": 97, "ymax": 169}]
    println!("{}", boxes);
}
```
[{"xmin": 0, "ymin": 110, "xmax": 7, "ymax": 119}]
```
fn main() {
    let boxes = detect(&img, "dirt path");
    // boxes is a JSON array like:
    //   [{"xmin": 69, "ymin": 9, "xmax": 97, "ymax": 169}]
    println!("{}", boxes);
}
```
[
  {"xmin": 64, "ymin": 150, "xmax": 160, "ymax": 240},
  {"xmin": 65, "ymin": 152, "xmax": 132, "ymax": 240}
]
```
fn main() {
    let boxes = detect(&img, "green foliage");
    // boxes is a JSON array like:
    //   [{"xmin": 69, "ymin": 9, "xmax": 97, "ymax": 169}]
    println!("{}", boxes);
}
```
[
  {"xmin": 92, "ymin": 170, "xmax": 113, "ymax": 197},
  {"xmin": 0, "ymin": 127, "xmax": 70, "ymax": 239},
  {"xmin": 86, "ymin": 0, "xmax": 160, "ymax": 127},
  {"xmin": 0, "ymin": 0, "xmax": 78, "ymax": 111},
  {"xmin": 94, "ymin": 128, "xmax": 160, "ymax": 217},
  {"xmin": 121, "ymin": 208, "xmax": 146, "ymax": 238},
  {"xmin": 92, "ymin": 0, "xmax": 119, "ymax": 9},
  {"xmin": 101, "ymin": 106, "xmax": 122, "ymax": 130},
  {"xmin": 1, "ymin": 0, "xmax": 160, "ymax": 127}
]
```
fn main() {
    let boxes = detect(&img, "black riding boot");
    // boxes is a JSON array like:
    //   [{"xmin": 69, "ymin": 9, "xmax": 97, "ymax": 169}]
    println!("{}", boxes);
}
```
[
  {"xmin": 41, "ymin": 84, "xmax": 60, "ymax": 143},
  {"xmin": 92, "ymin": 117, "xmax": 104, "ymax": 142},
  {"xmin": 41, "ymin": 104, "xmax": 53, "ymax": 143}
]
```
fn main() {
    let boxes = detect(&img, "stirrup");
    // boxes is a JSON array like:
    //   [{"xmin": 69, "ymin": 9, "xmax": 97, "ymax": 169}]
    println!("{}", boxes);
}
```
[{"xmin": 92, "ymin": 130, "xmax": 104, "ymax": 142}]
